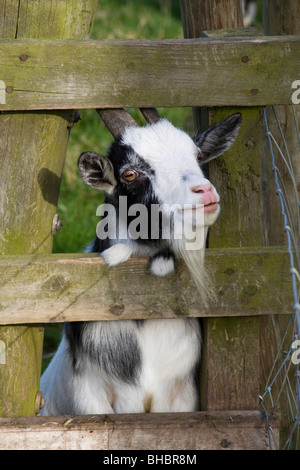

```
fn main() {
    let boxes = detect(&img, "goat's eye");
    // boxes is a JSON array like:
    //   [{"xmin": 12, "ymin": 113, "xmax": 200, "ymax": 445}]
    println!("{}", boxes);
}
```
[
  {"xmin": 197, "ymin": 152, "xmax": 202, "ymax": 162},
  {"xmin": 122, "ymin": 170, "xmax": 138, "ymax": 182}
]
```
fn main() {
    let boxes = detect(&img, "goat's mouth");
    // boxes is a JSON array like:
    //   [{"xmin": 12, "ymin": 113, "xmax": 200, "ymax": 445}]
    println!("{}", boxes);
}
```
[
  {"xmin": 181, "ymin": 202, "xmax": 219, "ymax": 214},
  {"xmin": 203, "ymin": 201, "xmax": 219, "ymax": 214}
]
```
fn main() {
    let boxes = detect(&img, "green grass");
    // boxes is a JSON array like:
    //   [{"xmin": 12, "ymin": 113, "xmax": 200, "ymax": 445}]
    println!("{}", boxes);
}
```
[{"xmin": 92, "ymin": 0, "xmax": 183, "ymax": 41}]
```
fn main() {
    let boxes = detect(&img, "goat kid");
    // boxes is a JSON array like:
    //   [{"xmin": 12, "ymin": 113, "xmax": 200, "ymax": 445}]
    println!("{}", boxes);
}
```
[{"xmin": 40, "ymin": 108, "xmax": 241, "ymax": 415}]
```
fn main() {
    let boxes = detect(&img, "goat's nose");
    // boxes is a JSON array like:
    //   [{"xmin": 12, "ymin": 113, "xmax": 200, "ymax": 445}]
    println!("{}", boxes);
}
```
[
  {"xmin": 190, "ymin": 183, "xmax": 219, "ymax": 213},
  {"xmin": 190, "ymin": 183, "xmax": 213, "ymax": 194}
]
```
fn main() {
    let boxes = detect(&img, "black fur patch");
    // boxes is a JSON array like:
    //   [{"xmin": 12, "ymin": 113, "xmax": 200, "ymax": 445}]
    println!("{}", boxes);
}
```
[
  {"xmin": 107, "ymin": 141, "xmax": 158, "ymax": 208},
  {"xmin": 149, "ymin": 247, "xmax": 175, "ymax": 262},
  {"xmin": 88, "ymin": 140, "xmax": 171, "ymax": 249},
  {"xmin": 89, "ymin": 235, "xmax": 111, "ymax": 253},
  {"xmin": 64, "ymin": 321, "xmax": 142, "ymax": 384}
]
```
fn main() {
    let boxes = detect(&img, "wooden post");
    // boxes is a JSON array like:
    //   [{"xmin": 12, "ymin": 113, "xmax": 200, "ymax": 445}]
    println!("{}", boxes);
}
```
[
  {"xmin": 180, "ymin": 0, "xmax": 243, "ymax": 36},
  {"xmin": 180, "ymin": 0, "xmax": 244, "ymax": 132},
  {"xmin": 0, "ymin": 0, "xmax": 97, "ymax": 417},
  {"xmin": 180, "ymin": 0, "xmax": 264, "ymax": 411}
]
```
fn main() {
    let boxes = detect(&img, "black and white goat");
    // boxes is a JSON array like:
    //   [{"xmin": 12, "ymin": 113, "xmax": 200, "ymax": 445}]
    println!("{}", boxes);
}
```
[{"xmin": 40, "ymin": 108, "xmax": 241, "ymax": 415}]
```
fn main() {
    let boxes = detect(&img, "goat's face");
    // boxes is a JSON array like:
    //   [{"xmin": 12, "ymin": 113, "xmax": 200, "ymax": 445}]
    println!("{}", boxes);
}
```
[
  {"xmin": 78, "ymin": 109, "xmax": 241, "ymax": 300},
  {"xmin": 119, "ymin": 119, "xmax": 220, "ymax": 229},
  {"xmin": 78, "ymin": 109, "xmax": 241, "ymax": 234}
]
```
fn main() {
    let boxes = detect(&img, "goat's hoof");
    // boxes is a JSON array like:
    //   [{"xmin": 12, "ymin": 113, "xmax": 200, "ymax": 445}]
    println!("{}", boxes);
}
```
[
  {"xmin": 150, "ymin": 256, "xmax": 175, "ymax": 277},
  {"xmin": 101, "ymin": 244, "xmax": 133, "ymax": 266}
]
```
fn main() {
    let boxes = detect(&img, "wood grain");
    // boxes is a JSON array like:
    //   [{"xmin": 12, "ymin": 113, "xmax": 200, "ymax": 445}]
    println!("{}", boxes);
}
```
[
  {"xmin": 0, "ymin": 410, "xmax": 278, "ymax": 450},
  {"xmin": 0, "ymin": 0, "xmax": 97, "ymax": 418},
  {"xmin": 0, "ymin": 36, "xmax": 299, "ymax": 110},
  {"xmin": 0, "ymin": 248, "xmax": 293, "ymax": 324}
]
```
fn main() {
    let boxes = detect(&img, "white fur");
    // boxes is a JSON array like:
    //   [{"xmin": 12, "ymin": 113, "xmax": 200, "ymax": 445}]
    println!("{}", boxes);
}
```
[
  {"xmin": 101, "ymin": 242, "xmax": 134, "ymax": 266},
  {"xmin": 150, "ymin": 256, "xmax": 175, "ymax": 277},
  {"xmin": 122, "ymin": 121, "xmax": 214, "ymax": 213},
  {"xmin": 242, "ymin": 0, "xmax": 257, "ymax": 27},
  {"xmin": 40, "ymin": 318, "xmax": 200, "ymax": 415}
]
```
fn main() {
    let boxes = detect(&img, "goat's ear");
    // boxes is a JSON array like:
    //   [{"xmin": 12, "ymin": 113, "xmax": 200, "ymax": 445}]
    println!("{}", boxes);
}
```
[
  {"xmin": 194, "ymin": 113, "xmax": 242, "ymax": 165},
  {"xmin": 78, "ymin": 152, "xmax": 117, "ymax": 194}
]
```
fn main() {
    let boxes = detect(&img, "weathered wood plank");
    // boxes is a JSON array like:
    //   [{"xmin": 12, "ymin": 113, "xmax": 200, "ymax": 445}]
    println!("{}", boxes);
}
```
[
  {"xmin": 180, "ymin": 0, "xmax": 244, "ymax": 36},
  {"xmin": 0, "ymin": 36, "xmax": 299, "ymax": 110},
  {"xmin": 0, "ymin": 247, "xmax": 293, "ymax": 324},
  {"xmin": 200, "ymin": 103, "xmax": 264, "ymax": 408},
  {"xmin": 0, "ymin": 410, "xmax": 278, "ymax": 450},
  {"xmin": 201, "ymin": 108, "xmax": 263, "ymax": 410},
  {"xmin": 208, "ymin": 107, "xmax": 265, "ymax": 247},
  {"xmin": 0, "ymin": 0, "xmax": 97, "ymax": 40}
]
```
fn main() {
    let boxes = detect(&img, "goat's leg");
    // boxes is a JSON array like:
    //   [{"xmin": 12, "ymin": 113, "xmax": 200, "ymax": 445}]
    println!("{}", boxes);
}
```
[
  {"xmin": 149, "ymin": 247, "xmax": 175, "ymax": 276},
  {"xmin": 148, "ymin": 378, "xmax": 198, "ymax": 413},
  {"xmin": 101, "ymin": 243, "xmax": 134, "ymax": 266}
]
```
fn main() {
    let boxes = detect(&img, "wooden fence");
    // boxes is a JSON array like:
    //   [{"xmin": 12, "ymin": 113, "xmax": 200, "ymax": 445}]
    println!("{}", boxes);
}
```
[{"xmin": 0, "ymin": 0, "xmax": 299, "ymax": 450}]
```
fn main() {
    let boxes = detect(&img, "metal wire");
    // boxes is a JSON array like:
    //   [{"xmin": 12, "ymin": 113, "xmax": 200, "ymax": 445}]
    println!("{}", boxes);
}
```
[{"xmin": 262, "ymin": 105, "xmax": 300, "ymax": 450}]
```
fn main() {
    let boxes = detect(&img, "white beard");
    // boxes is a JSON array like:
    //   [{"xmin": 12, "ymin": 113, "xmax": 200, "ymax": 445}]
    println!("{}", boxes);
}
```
[{"xmin": 171, "ymin": 226, "xmax": 215, "ymax": 306}]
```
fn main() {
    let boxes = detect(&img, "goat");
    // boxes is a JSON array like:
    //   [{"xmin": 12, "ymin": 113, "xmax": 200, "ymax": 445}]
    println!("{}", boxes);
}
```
[{"xmin": 40, "ymin": 108, "xmax": 241, "ymax": 415}]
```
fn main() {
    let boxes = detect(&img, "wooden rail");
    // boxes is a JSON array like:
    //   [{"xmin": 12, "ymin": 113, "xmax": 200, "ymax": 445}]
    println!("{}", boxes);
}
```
[
  {"xmin": 0, "ymin": 247, "xmax": 293, "ymax": 324},
  {"xmin": 0, "ymin": 410, "xmax": 278, "ymax": 450},
  {"xmin": 0, "ymin": 36, "xmax": 299, "ymax": 110}
]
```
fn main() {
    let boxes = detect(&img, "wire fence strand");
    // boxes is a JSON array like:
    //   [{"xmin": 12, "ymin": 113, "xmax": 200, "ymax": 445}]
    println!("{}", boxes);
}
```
[{"xmin": 262, "ymin": 105, "xmax": 300, "ymax": 450}]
